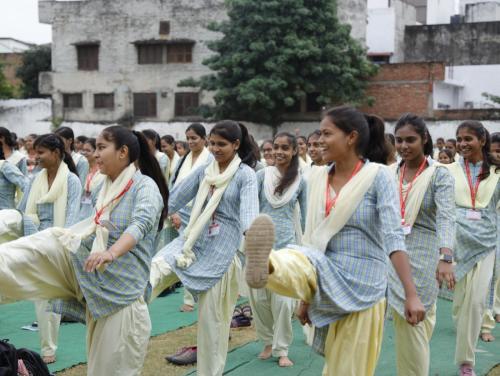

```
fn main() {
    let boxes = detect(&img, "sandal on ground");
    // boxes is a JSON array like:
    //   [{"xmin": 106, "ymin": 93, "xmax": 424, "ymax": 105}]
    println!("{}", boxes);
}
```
[{"xmin": 230, "ymin": 314, "xmax": 252, "ymax": 328}]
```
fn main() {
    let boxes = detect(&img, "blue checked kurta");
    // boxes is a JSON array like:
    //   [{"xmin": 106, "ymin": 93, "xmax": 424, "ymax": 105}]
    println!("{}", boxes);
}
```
[
  {"xmin": 256, "ymin": 170, "xmax": 307, "ymax": 249},
  {"xmin": 18, "ymin": 172, "xmax": 82, "ymax": 235},
  {"xmin": 75, "ymin": 155, "xmax": 89, "ymax": 189},
  {"xmin": 13, "ymin": 157, "xmax": 28, "ymax": 176},
  {"xmin": 288, "ymin": 164, "xmax": 407, "ymax": 354},
  {"xmin": 158, "ymin": 153, "xmax": 169, "ymax": 178},
  {"xmin": 454, "ymin": 159, "xmax": 500, "ymax": 281},
  {"xmin": 157, "ymin": 163, "xmax": 259, "ymax": 294},
  {"xmin": 388, "ymin": 161, "xmax": 456, "ymax": 317},
  {"xmin": 64, "ymin": 172, "xmax": 163, "ymax": 321},
  {"xmin": 0, "ymin": 162, "xmax": 28, "ymax": 210}
]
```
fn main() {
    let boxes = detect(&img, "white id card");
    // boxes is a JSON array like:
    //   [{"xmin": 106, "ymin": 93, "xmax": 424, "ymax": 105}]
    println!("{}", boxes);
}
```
[
  {"xmin": 402, "ymin": 224, "xmax": 412, "ymax": 236},
  {"xmin": 81, "ymin": 193, "xmax": 92, "ymax": 205},
  {"xmin": 466, "ymin": 210, "xmax": 481, "ymax": 221},
  {"xmin": 208, "ymin": 223, "xmax": 220, "ymax": 237}
]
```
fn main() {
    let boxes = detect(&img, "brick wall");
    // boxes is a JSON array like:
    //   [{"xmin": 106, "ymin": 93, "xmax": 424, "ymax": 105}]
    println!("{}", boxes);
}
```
[
  {"xmin": 0, "ymin": 53, "xmax": 23, "ymax": 90},
  {"xmin": 360, "ymin": 62, "xmax": 445, "ymax": 121}
]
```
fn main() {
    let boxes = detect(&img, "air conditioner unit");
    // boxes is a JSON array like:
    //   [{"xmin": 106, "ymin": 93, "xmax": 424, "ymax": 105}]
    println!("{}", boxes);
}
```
[{"xmin": 437, "ymin": 103, "xmax": 451, "ymax": 109}]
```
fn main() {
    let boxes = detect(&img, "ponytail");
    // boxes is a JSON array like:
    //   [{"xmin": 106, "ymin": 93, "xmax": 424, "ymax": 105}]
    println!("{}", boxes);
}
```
[
  {"xmin": 457, "ymin": 121, "xmax": 500, "ymax": 180},
  {"xmin": 273, "ymin": 132, "xmax": 300, "ymax": 196},
  {"xmin": 209, "ymin": 121, "xmax": 258, "ymax": 168},
  {"xmin": 364, "ymin": 114, "xmax": 389, "ymax": 164},
  {"xmin": 34, "ymin": 134, "xmax": 78, "ymax": 175},
  {"xmin": 101, "ymin": 126, "xmax": 169, "ymax": 230},
  {"xmin": 54, "ymin": 126, "xmax": 76, "ymax": 151},
  {"xmin": 0, "ymin": 127, "xmax": 17, "ymax": 148}
]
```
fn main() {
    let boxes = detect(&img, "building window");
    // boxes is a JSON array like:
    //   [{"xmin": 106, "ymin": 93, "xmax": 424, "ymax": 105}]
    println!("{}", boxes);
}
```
[
  {"xmin": 94, "ymin": 93, "xmax": 114, "ymax": 109},
  {"xmin": 77, "ymin": 44, "xmax": 99, "ymax": 71},
  {"xmin": 306, "ymin": 93, "xmax": 322, "ymax": 113},
  {"xmin": 134, "ymin": 93, "xmax": 157, "ymax": 117},
  {"xmin": 137, "ymin": 44, "xmax": 163, "ymax": 64},
  {"xmin": 63, "ymin": 94, "xmax": 83, "ymax": 109},
  {"xmin": 368, "ymin": 54, "xmax": 391, "ymax": 64},
  {"xmin": 160, "ymin": 21, "xmax": 170, "ymax": 35},
  {"xmin": 167, "ymin": 44, "xmax": 193, "ymax": 63},
  {"xmin": 175, "ymin": 92, "xmax": 199, "ymax": 116}
]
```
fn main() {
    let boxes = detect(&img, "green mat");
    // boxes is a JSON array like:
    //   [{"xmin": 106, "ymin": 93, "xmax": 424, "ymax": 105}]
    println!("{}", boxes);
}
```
[
  {"xmin": 215, "ymin": 299, "xmax": 500, "ymax": 376},
  {"xmin": 0, "ymin": 289, "xmax": 197, "ymax": 374}
]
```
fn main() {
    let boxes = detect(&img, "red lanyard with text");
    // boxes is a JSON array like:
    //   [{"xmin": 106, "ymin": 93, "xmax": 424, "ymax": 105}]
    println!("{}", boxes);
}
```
[
  {"xmin": 325, "ymin": 160, "xmax": 364, "ymax": 217},
  {"xmin": 399, "ymin": 158, "xmax": 428, "ymax": 224},
  {"xmin": 94, "ymin": 179, "xmax": 133, "ymax": 225},
  {"xmin": 464, "ymin": 160, "xmax": 483, "ymax": 211}
]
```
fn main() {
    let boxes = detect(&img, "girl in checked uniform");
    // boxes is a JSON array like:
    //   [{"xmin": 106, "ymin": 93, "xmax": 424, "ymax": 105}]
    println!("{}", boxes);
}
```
[
  {"xmin": 150, "ymin": 120, "xmax": 259, "ymax": 376},
  {"xmin": 55, "ymin": 127, "xmax": 89, "ymax": 190},
  {"xmin": 0, "ymin": 155, "xmax": 28, "ymax": 210},
  {"xmin": 249, "ymin": 132, "xmax": 307, "ymax": 367},
  {"xmin": 0, "ymin": 127, "xmax": 28, "ymax": 175},
  {"xmin": 78, "ymin": 138, "xmax": 104, "ymax": 221},
  {"xmin": 389, "ymin": 114, "xmax": 456, "ymax": 376},
  {"xmin": 448, "ymin": 121, "xmax": 500, "ymax": 376},
  {"xmin": 143, "ymin": 129, "xmax": 170, "ymax": 180},
  {"xmin": 244, "ymin": 106, "xmax": 425, "ymax": 376},
  {"xmin": 0, "ymin": 126, "xmax": 168, "ymax": 375}
]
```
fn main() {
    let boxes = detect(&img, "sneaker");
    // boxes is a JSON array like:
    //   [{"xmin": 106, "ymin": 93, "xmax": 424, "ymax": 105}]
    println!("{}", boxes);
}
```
[
  {"xmin": 459, "ymin": 364, "xmax": 476, "ymax": 376},
  {"xmin": 166, "ymin": 346, "xmax": 197, "ymax": 365},
  {"xmin": 245, "ymin": 214, "xmax": 275, "ymax": 289}
]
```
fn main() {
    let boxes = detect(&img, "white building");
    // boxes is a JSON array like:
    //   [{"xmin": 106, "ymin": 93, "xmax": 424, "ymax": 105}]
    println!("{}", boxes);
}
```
[
  {"xmin": 0, "ymin": 38, "xmax": 35, "ymax": 54},
  {"xmin": 38, "ymin": 0, "xmax": 368, "ymax": 124}
]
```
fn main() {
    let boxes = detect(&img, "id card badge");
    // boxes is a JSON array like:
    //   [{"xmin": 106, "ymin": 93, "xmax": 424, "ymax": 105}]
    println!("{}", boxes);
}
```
[
  {"xmin": 402, "ymin": 224, "xmax": 412, "ymax": 236},
  {"xmin": 466, "ymin": 209, "xmax": 482, "ymax": 221},
  {"xmin": 81, "ymin": 192, "xmax": 92, "ymax": 205},
  {"xmin": 208, "ymin": 223, "xmax": 220, "ymax": 237},
  {"xmin": 100, "ymin": 220, "xmax": 118, "ymax": 231}
]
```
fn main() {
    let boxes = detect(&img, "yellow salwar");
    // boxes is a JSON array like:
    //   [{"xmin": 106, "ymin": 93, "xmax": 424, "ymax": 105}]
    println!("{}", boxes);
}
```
[
  {"xmin": 480, "ymin": 276, "xmax": 500, "ymax": 335},
  {"xmin": 393, "ymin": 305, "xmax": 437, "ymax": 376},
  {"xmin": 34, "ymin": 300, "xmax": 61, "ymax": 357},
  {"xmin": 0, "ymin": 230, "xmax": 151, "ymax": 376},
  {"xmin": 266, "ymin": 248, "xmax": 385, "ymax": 376},
  {"xmin": 453, "ymin": 251, "xmax": 495, "ymax": 366}
]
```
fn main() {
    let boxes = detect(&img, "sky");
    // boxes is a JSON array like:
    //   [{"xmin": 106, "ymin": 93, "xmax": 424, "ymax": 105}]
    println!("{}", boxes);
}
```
[{"xmin": 0, "ymin": 0, "xmax": 52, "ymax": 44}]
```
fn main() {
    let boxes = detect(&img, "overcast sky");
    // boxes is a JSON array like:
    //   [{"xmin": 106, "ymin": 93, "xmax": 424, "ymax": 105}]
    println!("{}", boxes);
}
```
[{"xmin": 0, "ymin": 0, "xmax": 52, "ymax": 44}]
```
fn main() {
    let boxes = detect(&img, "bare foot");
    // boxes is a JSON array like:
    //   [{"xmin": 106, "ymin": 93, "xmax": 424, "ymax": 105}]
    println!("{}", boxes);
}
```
[
  {"xmin": 258, "ymin": 345, "xmax": 272, "ymax": 360},
  {"xmin": 279, "ymin": 356, "xmax": 294, "ymax": 367},
  {"xmin": 180, "ymin": 304, "xmax": 194, "ymax": 312},
  {"xmin": 42, "ymin": 355, "xmax": 56, "ymax": 364},
  {"xmin": 480, "ymin": 332, "xmax": 495, "ymax": 342},
  {"xmin": 495, "ymin": 314, "xmax": 500, "ymax": 323}
]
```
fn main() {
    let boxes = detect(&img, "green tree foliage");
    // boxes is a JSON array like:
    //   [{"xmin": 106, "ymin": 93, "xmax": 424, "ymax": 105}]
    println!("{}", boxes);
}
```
[
  {"xmin": 482, "ymin": 92, "xmax": 500, "ymax": 105},
  {"xmin": 0, "ymin": 62, "xmax": 14, "ymax": 99},
  {"xmin": 180, "ymin": 0, "xmax": 377, "ymax": 128},
  {"xmin": 16, "ymin": 45, "xmax": 51, "ymax": 98}
]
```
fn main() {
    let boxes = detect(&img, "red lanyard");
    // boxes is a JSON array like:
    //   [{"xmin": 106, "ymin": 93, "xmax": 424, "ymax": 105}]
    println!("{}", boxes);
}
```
[
  {"xmin": 325, "ymin": 160, "xmax": 364, "ymax": 217},
  {"xmin": 399, "ymin": 158, "xmax": 428, "ymax": 224},
  {"xmin": 85, "ymin": 167, "xmax": 99, "ymax": 193},
  {"xmin": 464, "ymin": 160, "xmax": 483, "ymax": 210},
  {"xmin": 94, "ymin": 179, "xmax": 133, "ymax": 225}
]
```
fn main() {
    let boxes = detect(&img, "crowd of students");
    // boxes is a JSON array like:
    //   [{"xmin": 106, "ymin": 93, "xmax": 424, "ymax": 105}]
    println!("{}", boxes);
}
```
[{"xmin": 0, "ymin": 107, "xmax": 498, "ymax": 376}]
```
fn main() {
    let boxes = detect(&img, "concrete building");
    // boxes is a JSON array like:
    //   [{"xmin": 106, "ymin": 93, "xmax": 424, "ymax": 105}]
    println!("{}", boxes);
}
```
[
  {"xmin": 0, "ymin": 38, "xmax": 35, "ymax": 93},
  {"xmin": 38, "ymin": 0, "xmax": 368, "ymax": 124}
]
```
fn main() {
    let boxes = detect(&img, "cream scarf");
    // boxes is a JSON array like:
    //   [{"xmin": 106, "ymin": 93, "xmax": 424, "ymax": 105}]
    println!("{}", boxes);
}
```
[
  {"xmin": 303, "ymin": 163, "xmax": 380, "ymax": 252},
  {"xmin": 263, "ymin": 166, "xmax": 303, "ymax": 244},
  {"xmin": 169, "ymin": 152, "xmax": 180, "ymax": 176},
  {"xmin": 86, "ymin": 168, "xmax": 105, "ymax": 194},
  {"xmin": 57, "ymin": 164, "xmax": 137, "ymax": 273},
  {"xmin": 7, "ymin": 150, "xmax": 25, "ymax": 167},
  {"xmin": 390, "ymin": 157, "xmax": 438, "ymax": 227},
  {"xmin": 25, "ymin": 162, "xmax": 69, "ymax": 227},
  {"xmin": 155, "ymin": 151, "xmax": 170, "ymax": 181},
  {"xmin": 447, "ymin": 160, "xmax": 499, "ymax": 209},
  {"xmin": 176, "ymin": 155, "xmax": 242, "ymax": 269},
  {"xmin": 175, "ymin": 147, "xmax": 211, "ymax": 185}
]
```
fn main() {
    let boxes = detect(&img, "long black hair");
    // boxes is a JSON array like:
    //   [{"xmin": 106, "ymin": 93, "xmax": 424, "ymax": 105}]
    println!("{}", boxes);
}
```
[
  {"xmin": 210, "ymin": 120, "xmax": 257, "ymax": 168},
  {"xmin": 84, "ymin": 138, "xmax": 96, "ymax": 151},
  {"xmin": 161, "ymin": 135, "xmax": 175, "ymax": 145},
  {"xmin": 101, "ymin": 126, "xmax": 169, "ymax": 229},
  {"xmin": 171, "ymin": 124, "xmax": 208, "ymax": 186},
  {"xmin": 395, "ymin": 113, "xmax": 434, "ymax": 156},
  {"xmin": 323, "ymin": 106, "xmax": 389, "ymax": 164},
  {"xmin": 273, "ymin": 132, "xmax": 300, "ymax": 195},
  {"xmin": 34, "ymin": 134, "xmax": 78, "ymax": 175},
  {"xmin": 457, "ymin": 121, "xmax": 500, "ymax": 180},
  {"xmin": 0, "ymin": 127, "xmax": 17, "ymax": 149},
  {"xmin": 142, "ymin": 129, "xmax": 161, "ymax": 151},
  {"xmin": 54, "ymin": 126, "xmax": 76, "ymax": 151}
]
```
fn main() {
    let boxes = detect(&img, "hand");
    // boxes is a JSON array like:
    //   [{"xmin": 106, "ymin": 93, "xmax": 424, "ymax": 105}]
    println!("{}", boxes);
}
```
[
  {"xmin": 296, "ymin": 301, "xmax": 311, "ymax": 326},
  {"xmin": 436, "ymin": 261, "xmax": 456, "ymax": 290},
  {"xmin": 404, "ymin": 295, "xmax": 426, "ymax": 326},
  {"xmin": 84, "ymin": 251, "xmax": 114, "ymax": 273},
  {"xmin": 171, "ymin": 213, "xmax": 182, "ymax": 230}
]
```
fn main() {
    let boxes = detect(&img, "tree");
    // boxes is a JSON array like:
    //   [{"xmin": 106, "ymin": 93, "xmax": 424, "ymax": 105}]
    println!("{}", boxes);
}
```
[
  {"xmin": 16, "ymin": 45, "xmax": 51, "ymax": 98},
  {"xmin": 482, "ymin": 92, "xmax": 500, "ymax": 105},
  {"xmin": 180, "ymin": 0, "xmax": 377, "ymax": 130},
  {"xmin": 0, "ymin": 62, "xmax": 14, "ymax": 99}
]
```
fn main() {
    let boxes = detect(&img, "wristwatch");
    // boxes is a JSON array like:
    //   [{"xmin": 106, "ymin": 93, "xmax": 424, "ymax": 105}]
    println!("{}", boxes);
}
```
[{"xmin": 439, "ymin": 253, "xmax": 454, "ymax": 264}]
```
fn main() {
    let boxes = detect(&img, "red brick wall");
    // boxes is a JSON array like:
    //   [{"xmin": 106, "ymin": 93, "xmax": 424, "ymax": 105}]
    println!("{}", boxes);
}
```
[
  {"xmin": 360, "ymin": 62, "xmax": 445, "ymax": 121},
  {"xmin": 0, "ymin": 53, "xmax": 23, "ymax": 90}
]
